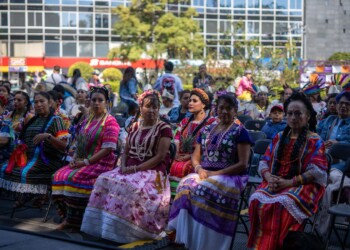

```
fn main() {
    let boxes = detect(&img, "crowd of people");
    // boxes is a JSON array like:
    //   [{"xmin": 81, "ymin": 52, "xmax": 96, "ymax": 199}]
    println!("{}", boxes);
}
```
[{"xmin": 0, "ymin": 61, "xmax": 350, "ymax": 250}]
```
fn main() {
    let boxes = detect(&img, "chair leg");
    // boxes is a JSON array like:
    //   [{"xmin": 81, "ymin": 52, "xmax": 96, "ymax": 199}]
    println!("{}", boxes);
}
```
[
  {"xmin": 43, "ymin": 198, "xmax": 53, "ymax": 222},
  {"xmin": 341, "ymin": 223, "xmax": 350, "ymax": 250},
  {"xmin": 325, "ymin": 215, "xmax": 336, "ymax": 249}
]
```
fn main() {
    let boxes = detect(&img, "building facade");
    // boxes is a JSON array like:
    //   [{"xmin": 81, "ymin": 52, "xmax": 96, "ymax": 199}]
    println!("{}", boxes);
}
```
[
  {"xmin": 304, "ymin": 0, "xmax": 350, "ymax": 60},
  {"xmin": 0, "ymin": 0, "xmax": 303, "ymax": 66}
]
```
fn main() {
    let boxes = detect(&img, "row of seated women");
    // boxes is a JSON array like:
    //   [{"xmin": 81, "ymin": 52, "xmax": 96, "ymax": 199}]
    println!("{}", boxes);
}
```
[{"xmin": 0, "ymin": 86, "xmax": 332, "ymax": 250}]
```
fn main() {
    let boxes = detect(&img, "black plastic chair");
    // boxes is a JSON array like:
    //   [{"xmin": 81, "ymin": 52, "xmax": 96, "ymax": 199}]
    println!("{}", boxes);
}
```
[
  {"xmin": 244, "ymin": 119, "xmax": 266, "ymax": 131},
  {"xmin": 325, "ymin": 158, "xmax": 350, "ymax": 250},
  {"xmin": 248, "ymin": 130, "xmax": 267, "ymax": 143},
  {"xmin": 328, "ymin": 142, "xmax": 350, "ymax": 162},
  {"xmin": 237, "ymin": 115, "xmax": 252, "ymax": 125}
]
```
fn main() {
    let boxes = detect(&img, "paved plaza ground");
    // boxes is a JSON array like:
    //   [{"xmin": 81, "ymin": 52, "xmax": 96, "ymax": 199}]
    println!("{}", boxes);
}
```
[{"xmin": 0, "ymin": 191, "xmax": 348, "ymax": 250}]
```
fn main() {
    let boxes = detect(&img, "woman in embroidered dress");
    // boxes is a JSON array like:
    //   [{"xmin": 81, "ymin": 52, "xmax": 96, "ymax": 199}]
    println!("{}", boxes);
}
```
[
  {"xmin": 168, "ymin": 94, "xmax": 252, "ymax": 250},
  {"xmin": 247, "ymin": 92, "xmax": 328, "ymax": 250},
  {"xmin": 4, "ymin": 91, "xmax": 33, "ymax": 137},
  {"xmin": 169, "ymin": 88, "xmax": 216, "ymax": 195},
  {"xmin": 0, "ymin": 92, "xmax": 68, "ymax": 207},
  {"xmin": 81, "ymin": 90, "xmax": 172, "ymax": 243},
  {"xmin": 52, "ymin": 86, "xmax": 120, "ymax": 232}
]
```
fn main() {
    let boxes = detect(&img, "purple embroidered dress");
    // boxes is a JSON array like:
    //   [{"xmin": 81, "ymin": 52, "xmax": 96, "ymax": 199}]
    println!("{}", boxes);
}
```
[{"xmin": 168, "ymin": 123, "xmax": 252, "ymax": 250}]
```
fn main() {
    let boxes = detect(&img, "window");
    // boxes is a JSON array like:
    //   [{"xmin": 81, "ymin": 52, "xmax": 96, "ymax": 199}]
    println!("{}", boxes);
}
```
[
  {"xmin": 234, "ymin": 0, "xmax": 245, "ymax": 8},
  {"xmin": 193, "ymin": 0, "xmax": 204, "ymax": 6},
  {"xmin": 45, "ymin": 42, "xmax": 60, "ymax": 56},
  {"xmin": 95, "ymin": 14, "xmax": 109, "ymax": 28},
  {"xmin": 62, "ymin": 42, "xmax": 77, "ymax": 57},
  {"xmin": 28, "ymin": 13, "xmax": 42, "ymax": 27},
  {"xmin": 206, "ymin": 20, "xmax": 217, "ymax": 33},
  {"xmin": 62, "ymin": 0, "xmax": 77, "ymax": 4},
  {"xmin": 219, "ymin": 0, "xmax": 231, "ymax": 7},
  {"xmin": 248, "ymin": 0, "xmax": 259, "ymax": 8},
  {"xmin": 220, "ymin": 20, "xmax": 232, "ymax": 33},
  {"xmin": 62, "ymin": 12, "xmax": 77, "ymax": 27},
  {"xmin": 79, "ymin": 13, "xmax": 93, "ymax": 28},
  {"xmin": 290, "ymin": 0, "xmax": 302, "ymax": 9},
  {"xmin": 276, "ymin": 22, "xmax": 288, "ymax": 35},
  {"xmin": 276, "ymin": 0, "xmax": 288, "ymax": 9},
  {"xmin": 0, "ymin": 12, "xmax": 7, "ymax": 26},
  {"xmin": 111, "ymin": 0, "xmax": 123, "ymax": 7},
  {"xmin": 79, "ymin": 42, "xmax": 93, "ymax": 57},
  {"xmin": 10, "ymin": 12, "xmax": 25, "ymax": 27},
  {"xmin": 262, "ymin": 0, "xmax": 274, "ymax": 9},
  {"xmin": 95, "ymin": 43, "xmax": 109, "ymax": 57},
  {"xmin": 45, "ymin": 13, "xmax": 60, "ymax": 27},
  {"xmin": 219, "ymin": 46, "xmax": 231, "ymax": 59},
  {"xmin": 247, "ymin": 21, "xmax": 259, "ymax": 34},
  {"xmin": 79, "ymin": 0, "xmax": 93, "ymax": 6},
  {"xmin": 207, "ymin": 0, "xmax": 217, "ymax": 7},
  {"xmin": 261, "ymin": 22, "xmax": 273, "ymax": 35},
  {"xmin": 45, "ymin": 0, "xmax": 59, "ymax": 4}
]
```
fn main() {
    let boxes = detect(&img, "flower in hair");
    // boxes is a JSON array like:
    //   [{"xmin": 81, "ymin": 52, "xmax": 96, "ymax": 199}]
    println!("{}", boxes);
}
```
[{"xmin": 138, "ymin": 90, "xmax": 162, "ymax": 105}]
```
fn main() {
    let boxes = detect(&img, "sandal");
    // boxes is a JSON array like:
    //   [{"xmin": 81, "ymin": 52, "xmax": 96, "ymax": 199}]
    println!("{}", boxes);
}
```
[{"xmin": 56, "ymin": 220, "xmax": 70, "ymax": 231}]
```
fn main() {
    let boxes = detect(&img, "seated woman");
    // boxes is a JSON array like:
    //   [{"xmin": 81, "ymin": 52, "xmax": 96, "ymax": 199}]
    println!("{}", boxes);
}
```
[
  {"xmin": 247, "ymin": 92, "xmax": 328, "ymax": 250},
  {"xmin": 4, "ymin": 91, "xmax": 33, "ymax": 137},
  {"xmin": 317, "ymin": 91, "xmax": 350, "ymax": 171},
  {"xmin": 48, "ymin": 90, "xmax": 71, "ymax": 130},
  {"xmin": 0, "ymin": 92, "xmax": 68, "ymax": 206},
  {"xmin": 169, "ymin": 88, "xmax": 216, "ymax": 194},
  {"xmin": 52, "ymin": 87, "xmax": 120, "ymax": 232},
  {"xmin": 168, "ymin": 90, "xmax": 191, "ymax": 124},
  {"xmin": 168, "ymin": 94, "xmax": 252, "ymax": 250},
  {"xmin": 81, "ymin": 90, "xmax": 172, "ymax": 243}
]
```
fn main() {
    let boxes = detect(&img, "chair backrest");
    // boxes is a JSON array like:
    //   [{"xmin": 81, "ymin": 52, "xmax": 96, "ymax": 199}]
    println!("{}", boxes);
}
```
[
  {"xmin": 335, "ymin": 158, "xmax": 350, "ymax": 204},
  {"xmin": 244, "ymin": 119, "xmax": 266, "ymax": 131},
  {"xmin": 253, "ymin": 139, "xmax": 271, "ymax": 155},
  {"xmin": 248, "ymin": 130, "xmax": 267, "ymax": 143},
  {"xmin": 237, "ymin": 115, "xmax": 252, "ymax": 125},
  {"xmin": 328, "ymin": 142, "xmax": 350, "ymax": 161}
]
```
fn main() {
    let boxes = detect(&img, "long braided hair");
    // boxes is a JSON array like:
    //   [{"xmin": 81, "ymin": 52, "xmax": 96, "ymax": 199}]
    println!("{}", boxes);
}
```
[
  {"xmin": 19, "ymin": 92, "xmax": 55, "ymax": 141},
  {"xmin": 11, "ymin": 91, "xmax": 31, "ymax": 119},
  {"xmin": 272, "ymin": 92, "xmax": 317, "ymax": 178}
]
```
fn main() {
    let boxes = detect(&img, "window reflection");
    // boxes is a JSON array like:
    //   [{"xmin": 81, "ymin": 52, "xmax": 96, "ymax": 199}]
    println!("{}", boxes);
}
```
[
  {"xmin": 45, "ymin": 13, "xmax": 60, "ymax": 27},
  {"xmin": 79, "ymin": 13, "xmax": 92, "ymax": 28},
  {"xmin": 262, "ymin": 0, "xmax": 274, "ymax": 9},
  {"xmin": 234, "ymin": 0, "xmax": 245, "ymax": 8},
  {"xmin": 62, "ymin": 12, "xmax": 77, "ymax": 27}
]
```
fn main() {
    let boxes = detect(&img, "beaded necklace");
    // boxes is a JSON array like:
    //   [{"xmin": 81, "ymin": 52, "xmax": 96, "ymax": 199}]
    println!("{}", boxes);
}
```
[
  {"xmin": 204, "ymin": 121, "xmax": 235, "ymax": 161},
  {"xmin": 133, "ymin": 119, "xmax": 159, "ymax": 162}
]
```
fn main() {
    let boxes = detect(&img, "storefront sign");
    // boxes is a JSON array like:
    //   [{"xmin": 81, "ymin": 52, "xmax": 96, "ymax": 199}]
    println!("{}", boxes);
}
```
[
  {"xmin": 89, "ymin": 59, "xmax": 132, "ymax": 67},
  {"xmin": 9, "ymin": 58, "xmax": 26, "ymax": 66}
]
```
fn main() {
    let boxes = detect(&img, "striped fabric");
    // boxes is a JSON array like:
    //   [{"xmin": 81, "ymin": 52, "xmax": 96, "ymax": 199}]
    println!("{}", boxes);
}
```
[
  {"xmin": 247, "ymin": 132, "xmax": 328, "ymax": 250},
  {"xmin": 52, "ymin": 114, "xmax": 120, "ymax": 228},
  {"xmin": 0, "ymin": 116, "xmax": 68, "ymax": 194}
]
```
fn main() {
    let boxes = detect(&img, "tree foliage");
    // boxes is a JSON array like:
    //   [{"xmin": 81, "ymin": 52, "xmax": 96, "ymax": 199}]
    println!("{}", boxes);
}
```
[
  {"xmin": 108, "ymin": 0, "xmax": 204, "ymax": 63},
  {"xmin": 328, "ymin": 52, "xmax": 350, "ymax": 61},
  {"xmin": 68, "ymin": 62, "xmax": 94, "ymax": 81},
  {"xmin": 102, "ymin": 68, "xmax": 123, "ymax": 82}
]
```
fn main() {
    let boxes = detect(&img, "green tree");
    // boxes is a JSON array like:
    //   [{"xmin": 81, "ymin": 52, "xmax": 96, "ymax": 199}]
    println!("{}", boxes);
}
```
[
  {"xmin": 102, "ymin": 68, "xmax": 123, "ymax": 82},
  {"xmin": 108, "ymin": 1, "xmax": 204, "ymax": 70},
  {"xmin": 68, "ymin": 62, "xmax": 94, "ymax": 81},
  {"xmin": 328, "ymin": 52, "xmax": 350, "ymax": 61}
]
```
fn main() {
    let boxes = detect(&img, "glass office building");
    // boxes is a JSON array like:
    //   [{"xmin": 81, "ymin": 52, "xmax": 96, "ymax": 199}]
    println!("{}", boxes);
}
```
[{"xmin": 0, "ymin": 0, "xmax": 303, "ymax": 60}]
